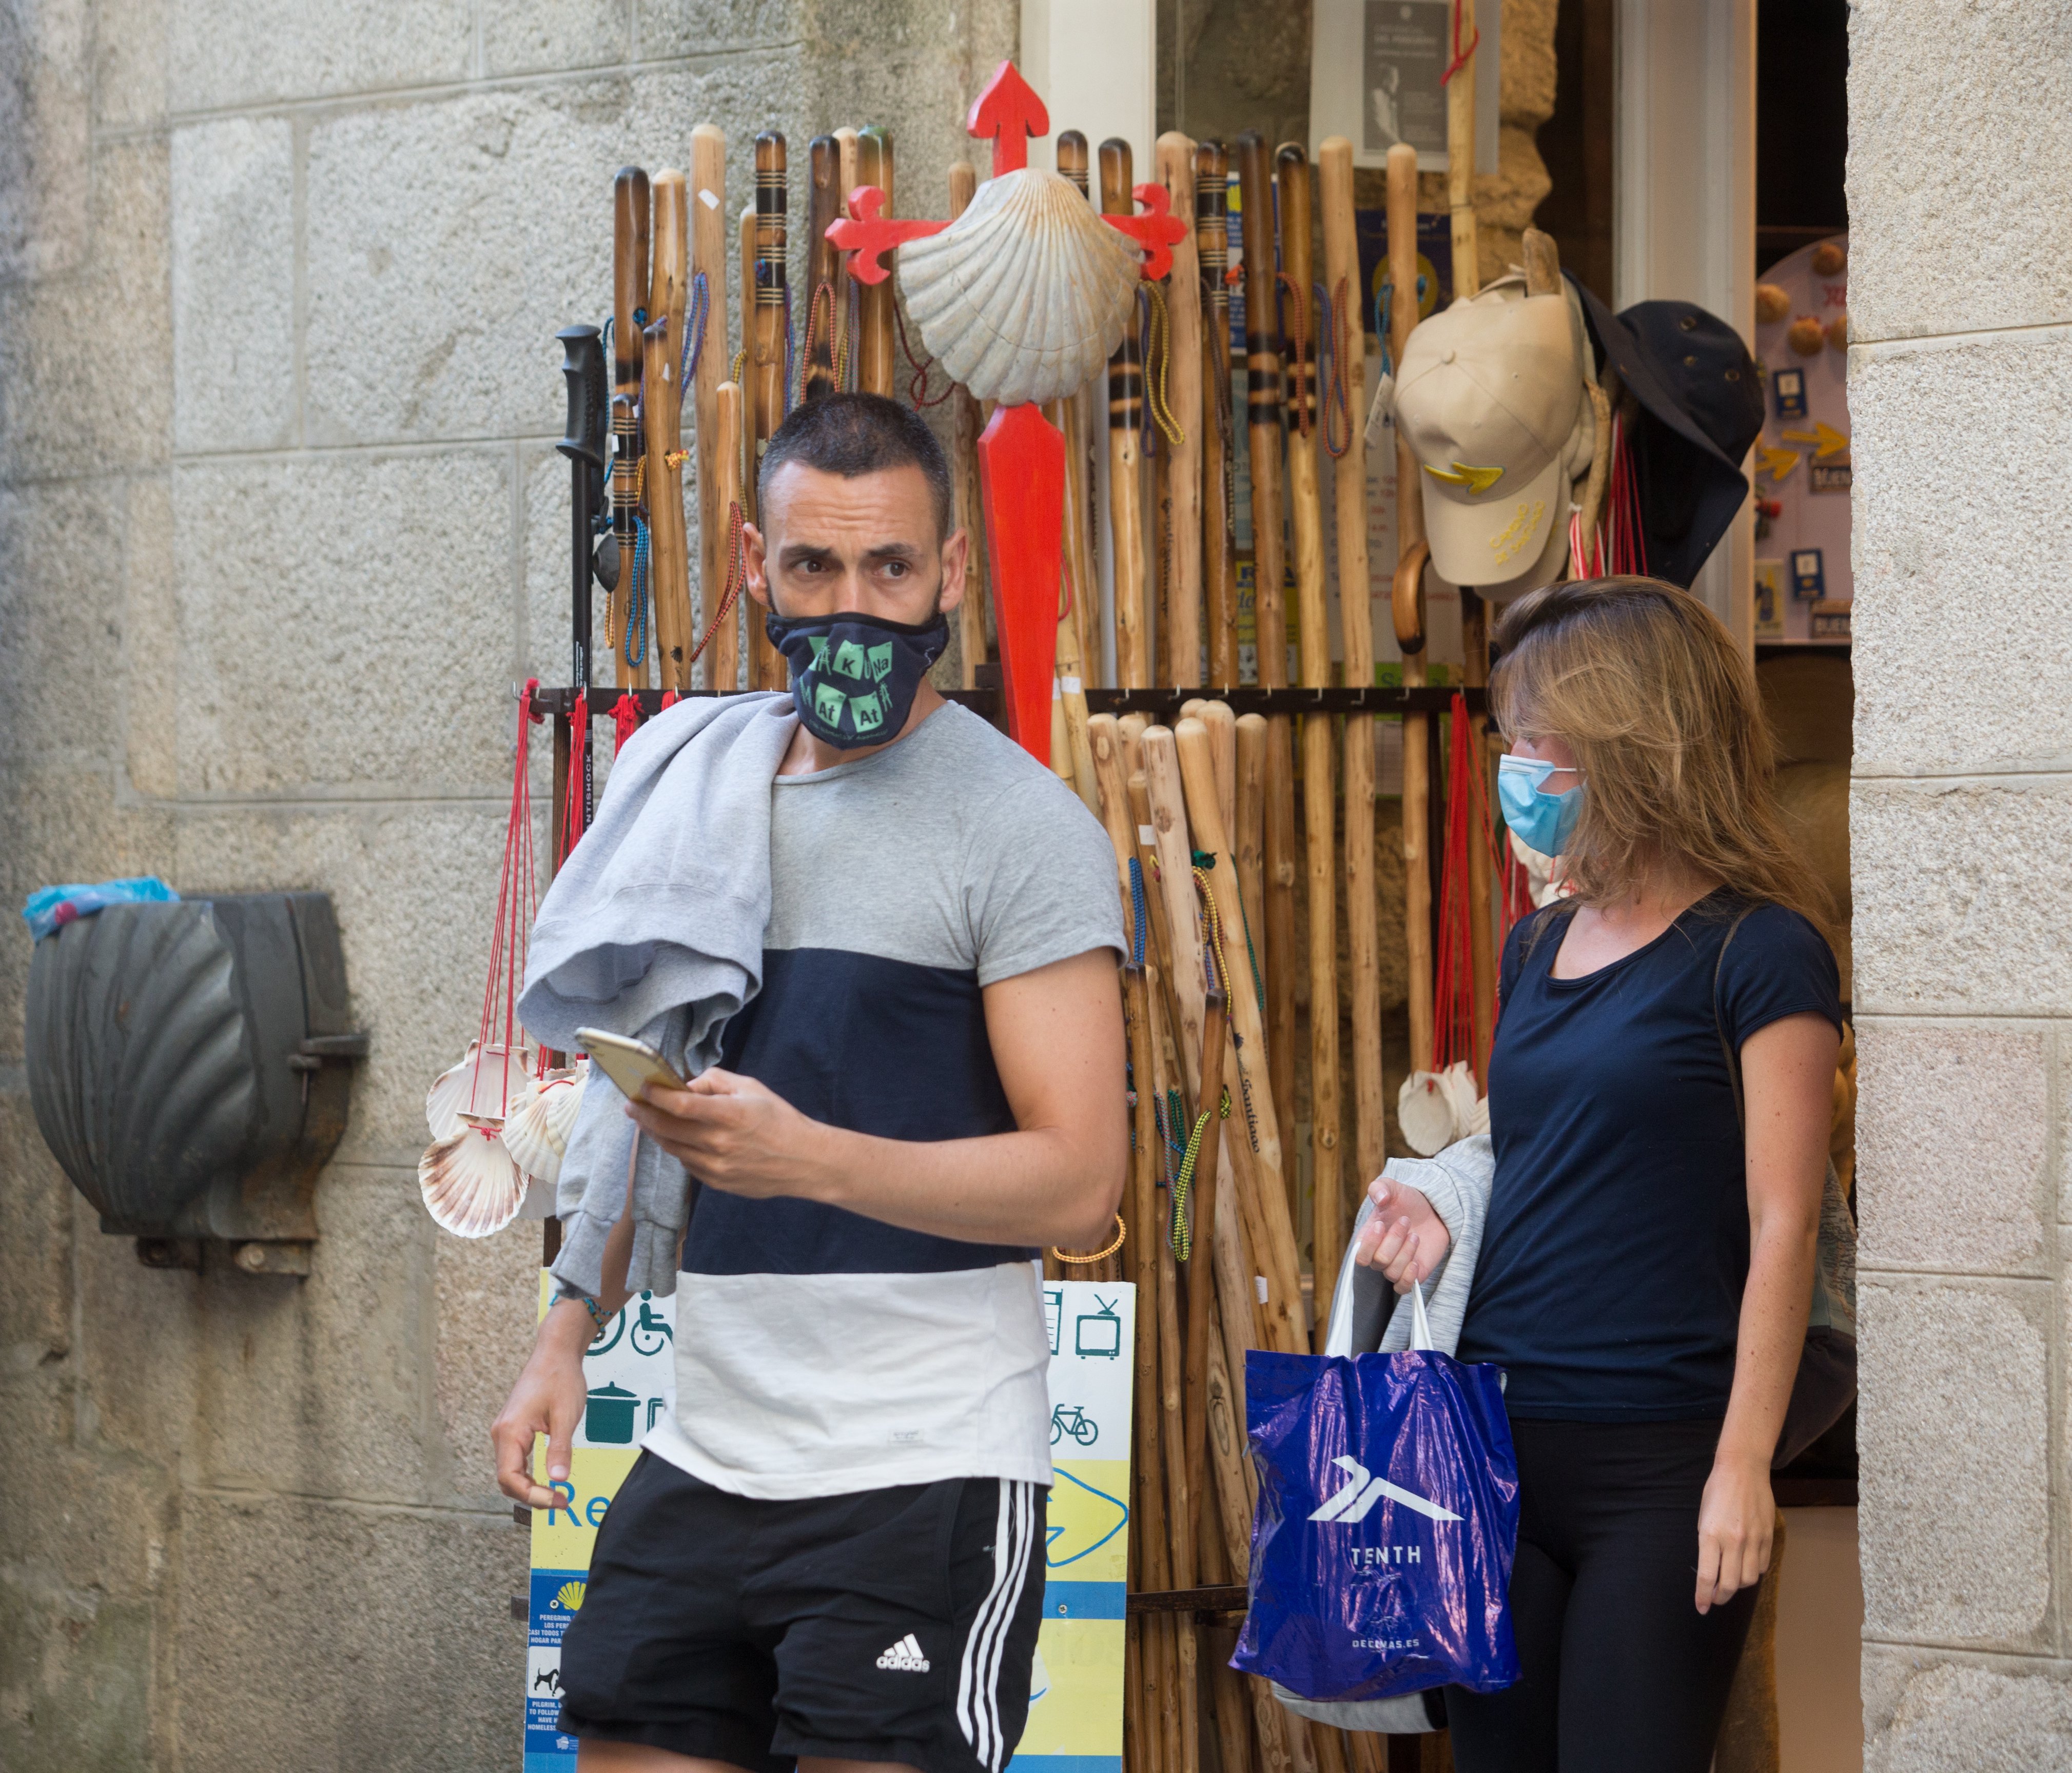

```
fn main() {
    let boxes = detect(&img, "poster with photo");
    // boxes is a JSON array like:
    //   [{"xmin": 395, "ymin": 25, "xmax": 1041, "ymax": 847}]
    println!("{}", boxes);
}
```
[
  {"xmin": 1309, "ymin": 0, "xmax": 1499, "ymax": 172},
  {"xmin": 1752, "ymin": 234, "xmax": 1852, "ymax": 643}
]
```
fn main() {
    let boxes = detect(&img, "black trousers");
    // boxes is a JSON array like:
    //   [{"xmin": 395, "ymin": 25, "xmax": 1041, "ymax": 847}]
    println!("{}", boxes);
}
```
[{"xmin": 1446, "ymin": 1417, "xmax": 1760, "ymax": 1773}]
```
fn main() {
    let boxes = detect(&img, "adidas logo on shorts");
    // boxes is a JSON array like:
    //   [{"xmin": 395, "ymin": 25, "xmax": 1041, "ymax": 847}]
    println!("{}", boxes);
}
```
[{"xmin": 876, "ymin": 1633, "xmax": 931, "ymax": 1673}]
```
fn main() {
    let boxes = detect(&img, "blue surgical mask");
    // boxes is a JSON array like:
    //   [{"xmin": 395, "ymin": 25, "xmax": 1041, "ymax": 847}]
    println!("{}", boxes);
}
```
[{"xmin": 1498, "ymin": 753, "xmax": 1584, "ymax": 857}]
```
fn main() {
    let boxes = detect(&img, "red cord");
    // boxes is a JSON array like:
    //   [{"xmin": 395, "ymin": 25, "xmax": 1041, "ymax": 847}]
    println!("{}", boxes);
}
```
[
  {"xmin": 471, "ymin": 679, "xmax": 544, "ymax": 1115},
  {"xmin": 612, "ymin": 692, "xmax": 642, "ymax": 755}
]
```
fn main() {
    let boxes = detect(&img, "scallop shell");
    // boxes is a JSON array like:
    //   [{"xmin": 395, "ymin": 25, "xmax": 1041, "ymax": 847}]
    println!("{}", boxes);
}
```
[
  {"xmin": 1397, "ymin": 1071, "xmax": 1459, "ymax": 1157},
  {"xmin": 1787, "ymin": 315, "xmax": 1826, "ymax": 358},
  {"xmin": 426, "ymin": 1041, "xmax": 534, "ymax": 1140},
  {"xmin": 1754, "ymin": 282, "xmax": 1790, "ymax": 325},
  {"xmin": 419, "ymin": 1123, "xmax": 526, "ymax": 1237},
  {"xmin": 897, "ymin": 167, "xmax": 1142, "ymax": 407},
  {"xmin": 1435, "ymin": 1061, "xmax": 1480, "ymax": 1138},
  {"xmin": 554, "ymin": 1580, "xmax": 587, "ymax": 1611},
  {"xmin": 502, "ymin": 1063, "xmax": 588, "ymax": 1187}
]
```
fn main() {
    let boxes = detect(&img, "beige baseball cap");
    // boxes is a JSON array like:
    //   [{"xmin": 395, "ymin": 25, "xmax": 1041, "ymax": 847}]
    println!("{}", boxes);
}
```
[{"xmin": 1393, "ymin": 275, "xmax": 1593, "ymax": 593}]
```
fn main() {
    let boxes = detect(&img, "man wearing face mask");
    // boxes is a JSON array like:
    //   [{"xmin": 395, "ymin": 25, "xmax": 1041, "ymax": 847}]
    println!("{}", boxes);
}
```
[{"xmin": 495, "ymin": 394, "xmax": 1127, "ymax": 1773}]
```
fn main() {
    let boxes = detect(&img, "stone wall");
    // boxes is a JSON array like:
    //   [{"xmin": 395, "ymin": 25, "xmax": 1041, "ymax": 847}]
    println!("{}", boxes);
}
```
[
  {"xmin": 1847, "ymin": 3, "xmax": 2072, "ymax": 1765},
  {"xmin": 0, "ymin": 2, "xmax": 1008, "ymax": 1767}
]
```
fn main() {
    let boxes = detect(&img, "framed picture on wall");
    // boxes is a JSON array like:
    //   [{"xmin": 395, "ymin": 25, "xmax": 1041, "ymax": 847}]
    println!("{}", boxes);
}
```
[{"xmin": 1309, "ymin": 0, "xmax": 1499, "ymax": 171}]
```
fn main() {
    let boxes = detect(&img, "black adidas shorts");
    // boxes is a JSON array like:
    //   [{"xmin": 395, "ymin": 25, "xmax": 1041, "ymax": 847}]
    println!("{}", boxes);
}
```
[{"xmin": 557, "ymin": 1452, "xmax": 1048, "ymax": 1773}]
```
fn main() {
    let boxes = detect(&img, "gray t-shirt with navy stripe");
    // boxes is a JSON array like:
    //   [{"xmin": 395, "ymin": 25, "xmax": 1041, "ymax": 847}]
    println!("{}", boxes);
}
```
[{"xmin": 643, "ymin": 700, "xmax": 1126, "ymax": 1499}]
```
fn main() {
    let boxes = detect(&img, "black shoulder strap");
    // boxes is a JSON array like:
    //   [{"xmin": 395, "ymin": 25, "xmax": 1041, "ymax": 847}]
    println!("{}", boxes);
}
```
[{"xmin": 1713, "ymin": 905, "xmax": 1758, "ymax": 1133}]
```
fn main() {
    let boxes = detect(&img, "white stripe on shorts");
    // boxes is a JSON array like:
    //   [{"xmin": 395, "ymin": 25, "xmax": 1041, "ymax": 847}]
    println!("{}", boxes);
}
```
[{"xmin": 956, "ymin": 1480, "xmax": 1034, "ymax": 1770}]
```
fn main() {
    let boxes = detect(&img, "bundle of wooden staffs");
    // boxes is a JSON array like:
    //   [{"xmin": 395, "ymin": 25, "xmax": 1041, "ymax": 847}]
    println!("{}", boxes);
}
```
[
  {"xmin": 586, "ymin": 125, "xmax": 915, "ymax": 706},
  {"xmin": 570, "ymin": 75, "xmax": 1527, "ymax": 1772}
]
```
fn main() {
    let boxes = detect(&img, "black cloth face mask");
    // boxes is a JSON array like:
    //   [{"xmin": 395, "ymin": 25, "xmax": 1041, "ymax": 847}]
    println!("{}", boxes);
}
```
[{"xmin": 764, "ymin": 606, "xmax": 950, "ymax": 749}]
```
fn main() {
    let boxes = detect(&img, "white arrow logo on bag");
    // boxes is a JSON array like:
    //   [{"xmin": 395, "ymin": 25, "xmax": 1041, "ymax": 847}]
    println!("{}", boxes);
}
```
[{"xmin": 1308, "ymin": 1455, "xmax": 1461, "ymax": 1525}]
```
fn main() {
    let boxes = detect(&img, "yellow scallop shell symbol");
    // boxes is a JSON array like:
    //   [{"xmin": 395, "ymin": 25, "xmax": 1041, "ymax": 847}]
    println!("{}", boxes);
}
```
[{"xmin": 555, "ymin": 1580, "xmax": 587, "ymax": 1611}]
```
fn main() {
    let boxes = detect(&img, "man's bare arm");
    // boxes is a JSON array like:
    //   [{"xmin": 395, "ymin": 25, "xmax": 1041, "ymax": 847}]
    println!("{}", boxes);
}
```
[{"xmin": 628, "ymin": 948, "xmax": 1127, "ymax": 1249}]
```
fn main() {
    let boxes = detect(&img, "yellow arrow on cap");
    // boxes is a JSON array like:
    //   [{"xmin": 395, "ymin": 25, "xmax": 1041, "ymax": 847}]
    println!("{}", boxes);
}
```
[
  {"xmin": 1423, "ymin": 461, "xmax": 1505, "ymax": 495},
  {"xmin": 1757, "ymin": 445, "xmax": 1800, "ymax": 482},
  {"xmin": 1781, "ymin": 422, "xmax": 1850, "ymax": 459}
]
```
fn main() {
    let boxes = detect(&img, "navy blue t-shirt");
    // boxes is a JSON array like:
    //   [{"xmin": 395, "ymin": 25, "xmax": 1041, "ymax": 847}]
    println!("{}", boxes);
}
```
[{"xmin": 1455, "ymin": 893, "xmax": 1842, "ymax": 1420}]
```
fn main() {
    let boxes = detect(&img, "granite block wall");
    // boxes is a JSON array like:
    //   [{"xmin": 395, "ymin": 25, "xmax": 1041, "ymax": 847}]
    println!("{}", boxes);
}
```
[
  {"xmin": 1848, "ymin": 3, "xmax": 2072, "ymax": 1765},
  {"xmin": 0, "ymin": 1, "xmax": 1008, "ymax": 1767}
]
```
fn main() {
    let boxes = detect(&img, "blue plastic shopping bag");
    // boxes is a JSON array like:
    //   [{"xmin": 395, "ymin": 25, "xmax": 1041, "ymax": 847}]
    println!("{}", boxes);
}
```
[{"xmin": 1232, "ymin": 1288, "xmax": 1521, "ymax": 1702}]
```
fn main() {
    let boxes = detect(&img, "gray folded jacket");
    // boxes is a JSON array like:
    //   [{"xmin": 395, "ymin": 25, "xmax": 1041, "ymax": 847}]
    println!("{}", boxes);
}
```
[
  {"xmin": 1322, "ymin": 1133, "xmax": 1494, "ymax": 1361},
  {"xmin": 517, "ymin": 691, "xmax": 797, "ymax": 1298}
]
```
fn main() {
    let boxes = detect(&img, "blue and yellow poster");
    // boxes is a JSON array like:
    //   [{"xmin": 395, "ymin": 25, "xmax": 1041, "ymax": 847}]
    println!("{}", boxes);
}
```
[
  {"xmin": 1010, "ymin": 1279, "xmax": 1136, "ymax": 1773},
  {"xmin": 524, "ymin": 1274, "xmax": 678, "ymax": 1773},
  {"xmin": 520, "ymin": 1272, "xmax": 1134, "ymax": 1773}
]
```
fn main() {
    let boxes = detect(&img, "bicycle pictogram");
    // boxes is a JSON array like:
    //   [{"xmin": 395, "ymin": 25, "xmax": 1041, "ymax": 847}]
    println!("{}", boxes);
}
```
[{"xmin": 1049, "ymin": 1403, "xmax": 1099, "ymax": 1447}]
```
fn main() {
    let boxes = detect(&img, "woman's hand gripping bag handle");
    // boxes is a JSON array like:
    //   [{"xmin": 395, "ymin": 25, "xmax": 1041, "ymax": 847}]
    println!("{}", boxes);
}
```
[{"xmin": 1232, "ymin": 1283, "xmax": 1523, "ymax": 1704}]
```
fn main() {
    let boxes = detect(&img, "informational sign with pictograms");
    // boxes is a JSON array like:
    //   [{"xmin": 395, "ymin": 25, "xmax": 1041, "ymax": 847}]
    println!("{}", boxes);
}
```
[
  {"xmin": 1010, "ymin": 1279, "xmax": 1137, "ymax": 1773},
  {"xmin": 524, "ymin": 1273, "xmax": 677, "ymax": 1773}
]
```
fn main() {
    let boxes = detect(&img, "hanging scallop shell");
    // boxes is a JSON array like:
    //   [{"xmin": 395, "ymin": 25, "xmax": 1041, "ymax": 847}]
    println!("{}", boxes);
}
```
[
  {"xmin": 419, "ymin": 1122, "xmax": 526, "ymax": 1237},
  {"xmin": 1435, "ymin": 1061, "xmax": 1480, "ymax": 1139},
  {"xmin": 1397, "ymin": 1071, "xmax": 1458, "ymax": 1157},
  {"xmin": 502, "ymin": 1063, "xmax": 588, "ymax": 1188},
  {"xmin": 897, "ymin": 167, "xmax": 1143, "ymax": 407},
  {"xmin": 425, "ymin": 1041, "xmax": 535, "ymax": 1141}
]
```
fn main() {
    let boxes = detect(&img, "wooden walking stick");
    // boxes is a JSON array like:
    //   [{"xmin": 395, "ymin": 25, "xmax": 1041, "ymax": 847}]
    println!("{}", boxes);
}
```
[
  {"xmin": 836, "ymin": 125, "xmax": 862, "ymax": 362},
  {"xmin": 1387, "ymin": 142, "xmax": 1435, "ymax": 1074},
  {"xmin": 1182, "ymin": 986, "xmax": 1230, "ymax": 1544},
  {"xmin": 855, "ymin": 128, "xmax": 894, "ymax": 397},
  {"xmin": 747, "ymin": 132, "xmax": 789, "ymax": 691},
  {"xmin": 1320, "ymin": 135, "xmax": 1386, "ymax": 1198},
  {"xmin": 1156, "ymin": 134, "xmax": 1203, "ymax": 688},
  {"xmin": 689, "ymin": 127, "xmax": 735, "ymax": 692},
  {"xmin": 1234, "ymin": 132, "xmax": 1285, "ymax": 682},
  {"xmin": 1140, "ymin": 730, "xmax": 1274, "ymax": 1352},
  {"xmin": 1199, "ymin": 698, "xmax": 1238, "ymax": 843},
  {"xmin": 643, "ymin": 170, "xmax": 691, "ymax": 692},
  {"xmin": 947, "ymin": 162, "xmax": 989, "ymax": 692},
  {"xmin": 1100, "ymin": 139, "xmax": 1151, "ymax": 688},
  {"xmin": 611, "ymin": 166, "xmax": 651, "ymax": 688},
  {"xmin": 1088, "ymin": 722, "xmax": 1189, "ymax": 1773},
  {"xmin": 803, "ymin": 135, "xmax": 842, "ymax": 403},
  {"xmin": 1235, "ymin": 132, "xmax": 1299, "ymax": 1153},
  {"xmin": 1195, "ymin": 141, "xmax": 1239, "ymax": 688},
  {"xmin": 1051, "ymin": 404, "xmax": 1100, "ymax": 813},
  {"xmin": 1234, "ymin": 712, "xmax": 1268, "ymax": 969},
  {"xmin": 1126, "ymin": 769, "xmax": 1197, "ymax": 1558},
  {"xmin": 1277, "ymin": 141, "xmax": 1346, "ymax": 1286},
  {"xmin": 1057, "ymin": 130, "xmax": 1102, "ymax": 685},
  {"xmin": 1174, "ymin": 719, "xmax": 1306, "ymax": 1352}
]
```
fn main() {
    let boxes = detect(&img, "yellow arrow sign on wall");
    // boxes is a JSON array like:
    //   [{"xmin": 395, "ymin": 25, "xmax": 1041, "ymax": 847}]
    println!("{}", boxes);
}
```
[
  {"xmin": 1780, "ymin": 422, "xmax": 1850, "ymax": 459},
  {"xmin": 1758, "ymin": 445, "xmax": 1801, "ymax": 482}
]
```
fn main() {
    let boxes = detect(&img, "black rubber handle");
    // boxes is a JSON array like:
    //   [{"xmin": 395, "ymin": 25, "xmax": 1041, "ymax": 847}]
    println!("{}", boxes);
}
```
[{"xmin": 557, "ymin": 325, "xmax": 607, "ymax": 471}]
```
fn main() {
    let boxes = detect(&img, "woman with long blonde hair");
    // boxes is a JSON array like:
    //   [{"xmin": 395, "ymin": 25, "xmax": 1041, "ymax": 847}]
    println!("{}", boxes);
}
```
[{"xmin": 1360, "ymin": 578, "xmax": 1840, "ymax": 1771}]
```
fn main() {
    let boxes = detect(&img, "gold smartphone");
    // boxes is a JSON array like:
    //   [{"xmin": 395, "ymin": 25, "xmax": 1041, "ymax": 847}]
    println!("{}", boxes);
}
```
[{"xmin": 575, "ymin": 1028, "xmax": 687, "ymax": 1101}]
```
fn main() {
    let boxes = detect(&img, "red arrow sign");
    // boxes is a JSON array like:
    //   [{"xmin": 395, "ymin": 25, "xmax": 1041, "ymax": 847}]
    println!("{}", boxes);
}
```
[
  {"xmin": 1104, "ymin": 182, "xmax": 1190, "ymax": 283},
  {"xmin": 966, "ymin": 61, "xmax": 1049, "ymax": 179},
  {"xmin": 825, "ymin": 187, "xmax": 949, "ymax": 285},
  {"xmin": 975, "ymin": 402, "xmax": 1064, "ymax": 759}
]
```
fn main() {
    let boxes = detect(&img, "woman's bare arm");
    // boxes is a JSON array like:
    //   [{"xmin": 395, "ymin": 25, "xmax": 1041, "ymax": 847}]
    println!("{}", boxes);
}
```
[{"xmin": 1695, "ymin": 1009, "xmax": 1838, "ymax": 1612}]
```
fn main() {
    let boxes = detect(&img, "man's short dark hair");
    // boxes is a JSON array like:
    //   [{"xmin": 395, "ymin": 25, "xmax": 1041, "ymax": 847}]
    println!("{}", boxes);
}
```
[{"xmin": 757, "ymin": 392, "xmax": 954, "ymax": 542}]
